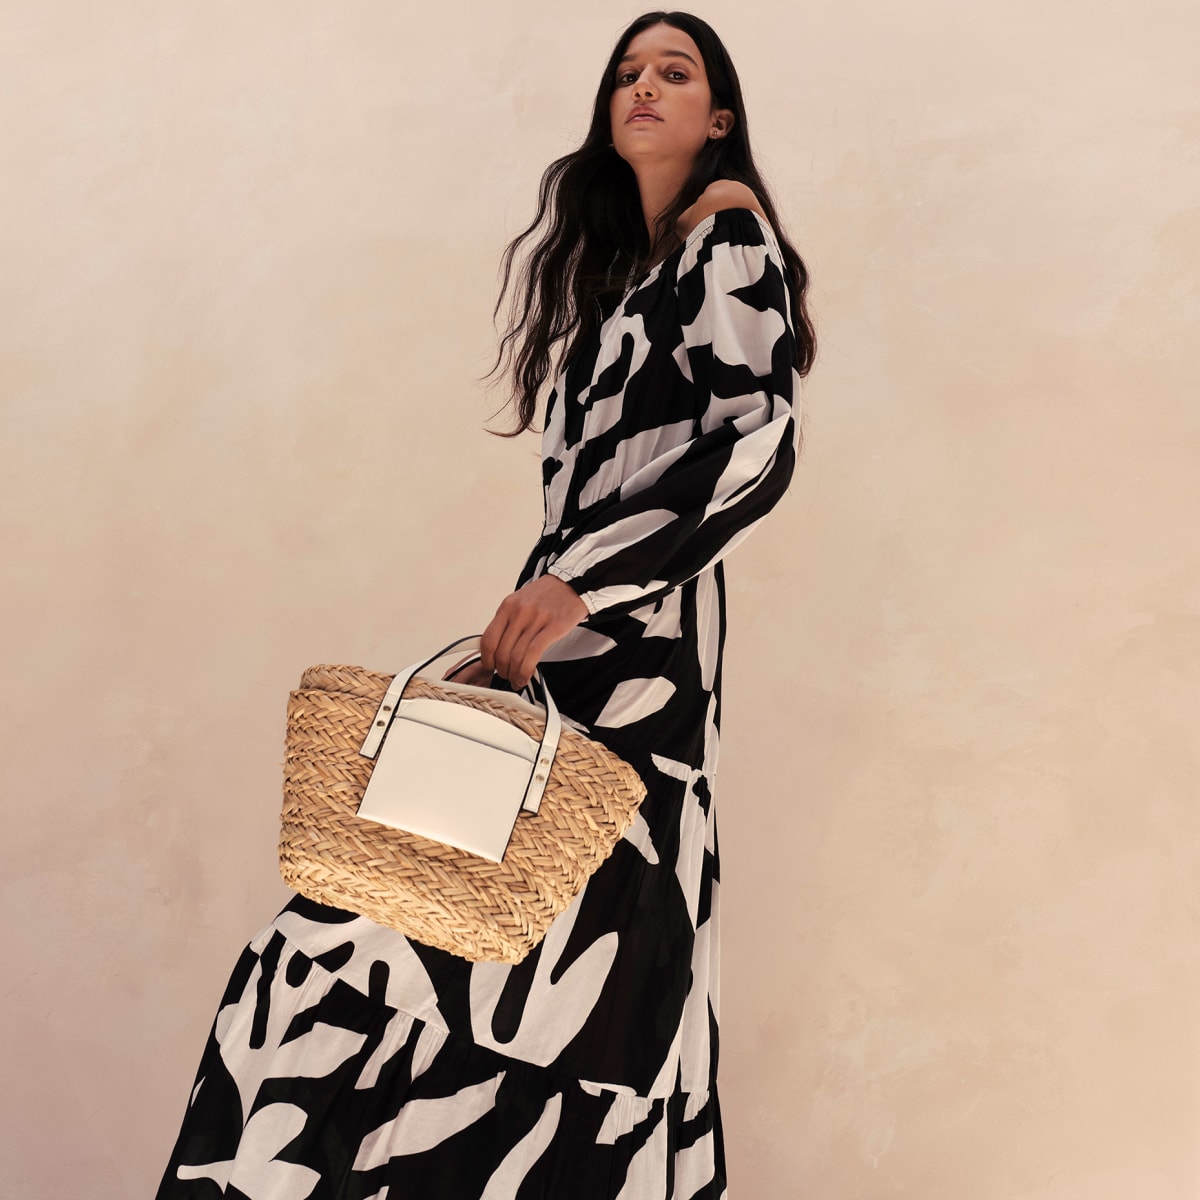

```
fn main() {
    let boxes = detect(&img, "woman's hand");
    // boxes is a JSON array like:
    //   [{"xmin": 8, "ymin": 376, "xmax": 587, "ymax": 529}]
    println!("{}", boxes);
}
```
[
  {"xmin": 479, "ymin": 574, "xmax": 589, "ymax": 690},
  {"xmin": 441, "ymin": 657, "xmax": 494, "ymax": 686}
]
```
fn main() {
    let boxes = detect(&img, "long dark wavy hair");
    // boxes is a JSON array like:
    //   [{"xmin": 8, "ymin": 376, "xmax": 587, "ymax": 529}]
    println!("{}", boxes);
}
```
[{"xmin": 480, "ymin": 10, "xmax": 817, "ymax": 438}]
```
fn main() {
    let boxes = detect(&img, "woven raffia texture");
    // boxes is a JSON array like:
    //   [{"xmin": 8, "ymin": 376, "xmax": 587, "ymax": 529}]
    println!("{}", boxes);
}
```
[{"xmin": 278, "ymin": 663, "xmax": 647, "ymax": 964}]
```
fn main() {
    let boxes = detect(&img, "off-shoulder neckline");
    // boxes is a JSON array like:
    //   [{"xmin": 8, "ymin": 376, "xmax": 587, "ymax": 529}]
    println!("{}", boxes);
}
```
[
  {"xmin": 680, "ymin": 205, "xmax": 777, "ymax": 254},
  {"xmin": 618, "ymin": 207, "xmax": 780, "ymax": 304}
]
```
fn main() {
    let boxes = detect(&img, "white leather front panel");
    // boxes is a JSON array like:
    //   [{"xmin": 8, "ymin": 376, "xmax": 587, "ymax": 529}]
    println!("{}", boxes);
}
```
[{"xmin": 356, "ymin": 718, "xmax": 530, "ymax": 863}]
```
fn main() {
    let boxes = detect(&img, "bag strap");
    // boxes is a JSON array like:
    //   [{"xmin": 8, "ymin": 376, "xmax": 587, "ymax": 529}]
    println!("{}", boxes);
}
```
[{"xmin": 357, "ymin": 635, "xmax": 562, "ymax": 817}]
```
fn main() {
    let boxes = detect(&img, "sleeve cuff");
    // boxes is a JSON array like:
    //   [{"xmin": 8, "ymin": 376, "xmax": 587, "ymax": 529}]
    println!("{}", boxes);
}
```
[{"xmin": 545, "ymin": 563, "xmax": 601, "ymax": 616}]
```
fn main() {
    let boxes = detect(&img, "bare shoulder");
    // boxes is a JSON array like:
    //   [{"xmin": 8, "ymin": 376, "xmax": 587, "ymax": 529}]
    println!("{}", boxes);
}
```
[{"xmin": 676, "ymin": 180, "xmax": 769, "ymax": 240}]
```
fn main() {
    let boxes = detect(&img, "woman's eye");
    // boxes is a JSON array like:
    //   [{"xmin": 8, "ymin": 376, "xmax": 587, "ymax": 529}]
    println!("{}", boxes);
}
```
[{"xmin": 616, "ymin": 69, "xmax": 688, "ymax": 84}]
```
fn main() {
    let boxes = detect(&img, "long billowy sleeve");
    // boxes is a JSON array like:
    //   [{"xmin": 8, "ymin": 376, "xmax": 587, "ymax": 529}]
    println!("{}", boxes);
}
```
[{"xmin": 544, "ymin": 207, "xmax": 801, "ymax": 619}]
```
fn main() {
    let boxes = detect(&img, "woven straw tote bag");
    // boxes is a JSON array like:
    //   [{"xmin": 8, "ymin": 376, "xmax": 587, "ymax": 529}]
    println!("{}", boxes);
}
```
[{"xmin": 278, "ymin": 635, "xmax": 647, "ymax": 964}]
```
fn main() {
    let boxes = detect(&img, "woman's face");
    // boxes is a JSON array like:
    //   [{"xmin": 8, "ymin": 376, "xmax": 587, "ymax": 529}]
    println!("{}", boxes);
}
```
[{"xmin": 608, "ymin": 23, "xmax": 729, "ymax": 164}]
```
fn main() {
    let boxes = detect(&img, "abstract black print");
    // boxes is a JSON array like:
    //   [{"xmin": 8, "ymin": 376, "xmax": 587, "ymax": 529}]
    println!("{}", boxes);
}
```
[{"xmin": 156, "ymin": 206, "xmax": 801, "ymax": 1199}]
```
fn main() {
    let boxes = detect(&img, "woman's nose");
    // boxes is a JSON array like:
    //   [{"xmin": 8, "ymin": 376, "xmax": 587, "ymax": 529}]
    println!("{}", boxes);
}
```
[{"xmin": 632, "ymin": 72, "xmax": 656, "ymax": 101}]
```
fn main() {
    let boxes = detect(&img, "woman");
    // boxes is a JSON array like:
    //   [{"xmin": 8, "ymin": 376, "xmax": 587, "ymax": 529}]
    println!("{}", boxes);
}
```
[{"xmin": 156, "ymin": 10, "xmax": 815, "ymax": 1198}]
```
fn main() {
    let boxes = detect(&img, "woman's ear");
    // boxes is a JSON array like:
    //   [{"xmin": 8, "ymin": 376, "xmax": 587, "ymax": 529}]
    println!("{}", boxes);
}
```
[{"xmin": 709, "ymin": 108, "xmax": 735, "ymax": 139}]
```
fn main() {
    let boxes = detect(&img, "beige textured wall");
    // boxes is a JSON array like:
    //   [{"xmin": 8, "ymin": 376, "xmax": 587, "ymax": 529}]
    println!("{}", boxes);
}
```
[{"xmin": 2, "ymin": 3, "xmax": 1196, "ymax": 1196}]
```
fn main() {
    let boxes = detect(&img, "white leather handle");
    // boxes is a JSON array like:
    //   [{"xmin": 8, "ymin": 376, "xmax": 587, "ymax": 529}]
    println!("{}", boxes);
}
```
[{"xmin": 357, "ymin": 635, "xmax": 563, "ymax": 817}]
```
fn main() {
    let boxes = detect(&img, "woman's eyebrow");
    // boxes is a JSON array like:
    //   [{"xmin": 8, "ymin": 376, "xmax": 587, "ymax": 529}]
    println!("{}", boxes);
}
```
[{"xmin": 617, "ymin": 49, "xmax": 699, "ymax": 69}]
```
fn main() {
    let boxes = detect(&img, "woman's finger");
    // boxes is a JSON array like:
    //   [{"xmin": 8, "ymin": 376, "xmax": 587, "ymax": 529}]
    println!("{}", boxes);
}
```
[
  {"xmin": 506, "ymin": 620, "xmax": 552, "ymax": 689},
  {"xmin": 490, "ymin": 592, "xmax": 538, "ymax": 682},
  {"xmin": 496, "ymin": 610, "xmax": 545, "ymax": 687},
  {"xmin": 515, "ymin": 625, "xmax": 563, "ymax": 691},
  {"xmin": 443, "ymin": 658, "xmax": 492, "ymax": 686},
  {"xmin": 479, "ymin": 609, "xmax": 510, "ymax": 675},
  {"xmin": 489, "ymin": 609, "xmax": 517, "ymax": 681},
  {"xmin": 442, "ymin": 653, "xmax": 480, "ymax": 681}
]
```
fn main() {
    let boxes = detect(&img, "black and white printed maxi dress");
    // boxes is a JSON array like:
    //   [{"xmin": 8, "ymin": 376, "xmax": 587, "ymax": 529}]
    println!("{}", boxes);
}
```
[{"xmin": 156, "ymin": 206, "xmax": 801, "ymax": 1200}]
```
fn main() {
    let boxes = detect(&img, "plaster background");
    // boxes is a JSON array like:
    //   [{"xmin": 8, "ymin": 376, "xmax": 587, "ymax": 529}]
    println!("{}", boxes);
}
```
[{"xmin": 1, "ymin": 2, "xmax": 1197, "ymax": 1195}]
